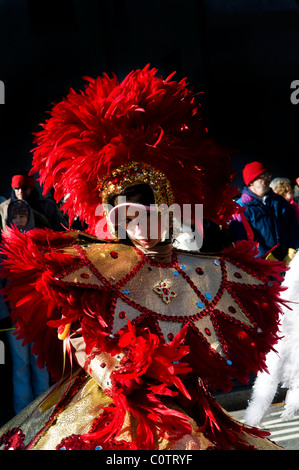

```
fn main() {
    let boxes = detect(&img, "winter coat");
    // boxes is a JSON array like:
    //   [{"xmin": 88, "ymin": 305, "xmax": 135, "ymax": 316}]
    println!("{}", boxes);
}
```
[{"xmin": 230, "ymin": 187, "xmax": 299, "ymax": 260}]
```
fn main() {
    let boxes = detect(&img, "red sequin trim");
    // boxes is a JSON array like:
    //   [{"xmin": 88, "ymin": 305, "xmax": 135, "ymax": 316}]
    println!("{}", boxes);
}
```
[{"xmin": 0, "ymin": 427, "xmax": 25, "ymax": 450}]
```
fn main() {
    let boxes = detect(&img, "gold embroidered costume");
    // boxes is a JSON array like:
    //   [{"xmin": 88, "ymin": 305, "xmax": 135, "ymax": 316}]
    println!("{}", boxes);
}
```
[{"xmin": 0, "ymin": 66, "xmax": 286, "ymax": 450}]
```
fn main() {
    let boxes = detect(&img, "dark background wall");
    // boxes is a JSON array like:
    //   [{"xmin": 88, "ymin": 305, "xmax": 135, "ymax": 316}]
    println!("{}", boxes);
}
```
[{"xmin": 0, "ymin": 0, "xmax": 298, "ymax": 198}]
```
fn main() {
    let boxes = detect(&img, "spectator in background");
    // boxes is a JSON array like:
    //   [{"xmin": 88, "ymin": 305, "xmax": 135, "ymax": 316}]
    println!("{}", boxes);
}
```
[
  {"xmin": 270, "ymin": 177, "xmax": 299, "ymax": 222},
  {"xmin": 7, "ymin": 199, "xmax": 49, "ymax": 232},
  {"xmin": 0, "ymin": 169, "xmax": 67, "ymax": 232},
  {"xmin": 230, "ymin": 161, "xmax": 299, "ymax": 264},
  {"xmin": 293, "ymin": 177, "xmax": 299, "ymax": 204},
  {"xmin": 3, "ymin": 198, "xmax": 49, "ymax": 233},
  {"xmin": 3, "ymin": 199, "xmax": 49, "ymax": 414}
]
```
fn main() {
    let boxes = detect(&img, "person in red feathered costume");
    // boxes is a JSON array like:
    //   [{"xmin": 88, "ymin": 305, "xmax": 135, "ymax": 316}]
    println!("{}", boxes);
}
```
[{"xmin": 0, "ymin": 65, "xmax": 287, "ymax": 451}]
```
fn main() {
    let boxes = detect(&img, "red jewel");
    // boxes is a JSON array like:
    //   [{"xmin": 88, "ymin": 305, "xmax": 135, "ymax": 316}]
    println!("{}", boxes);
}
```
[
  {"xmin": 100, "ymin": 363, "xmax": 106, "ymax": 368},
  {"xmin": 234, "ymin": 272, "xmax": 242, "ymax": 279},
  {"xmin": 228, "ymin": 306, "xmax": 236, "ymax": 313},
  {"xmin": 205, "ymin": 328, "xmax": 211, "ymax": 336},
  {"xmin": 119, "ymin": 311, "xmax": 126, "ymax": 319},
  {"xmin": 196, "ymin": 267, "xmax": 204, "ymax": 275},
  {"xmin": 168, "ymin": 333, "xmax": 174, "ymax": 341},
  {"xmin": 80, "ymin": 272, "xmax": 90, "ymax": 279},
  {"xmin": 110, "ymin": 251, "xmax": 119, "ymax": 259}
]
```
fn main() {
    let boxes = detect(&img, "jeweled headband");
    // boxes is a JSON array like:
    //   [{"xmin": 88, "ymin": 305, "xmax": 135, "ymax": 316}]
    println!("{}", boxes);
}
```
[{"xmin": 99, "ymin": 162, "xmax": 175, "ymax": 208}]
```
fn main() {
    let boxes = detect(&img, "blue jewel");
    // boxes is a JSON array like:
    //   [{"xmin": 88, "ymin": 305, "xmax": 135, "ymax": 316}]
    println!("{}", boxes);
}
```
[
  {"xmin": 59, "ymin": 447, "xmax": 66, "ymax": 450},
  {"xmin": 197, "ymin": 301, "xmax": 204, "ymax": 308},
  {"xmin": 95, "ymin": 446, "xmax": 102, "ymax": 450},
  {"xmin": 227, "ymin": 360, "xmax": 232, "ymax": 365},
  {"xmin": 174, "ymin": 271, "xmax": 179, "ymax": 276},
  {"xmin": 124, "ymin": 289, "xmax": 130, "ymax": 295},
  {"xmin": 180, "ymin": 265, "xmax": 186, "ymax": 270},
  {"xmin": 205, "ymin": 293, "xmax": 212, "ymax": 300}
]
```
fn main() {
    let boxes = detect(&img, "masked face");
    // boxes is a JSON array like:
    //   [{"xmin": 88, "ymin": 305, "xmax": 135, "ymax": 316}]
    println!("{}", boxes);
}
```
[
  {"xmin": 110, "ymin": 201, "xmax": 170, "ymax": 249},
  {"xmin": 124, "ymin": 207, "xmax": 164, "ymax": 249}
]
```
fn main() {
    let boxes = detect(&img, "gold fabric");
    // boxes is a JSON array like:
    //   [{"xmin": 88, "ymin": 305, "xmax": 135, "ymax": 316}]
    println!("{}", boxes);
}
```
[
  {"xmin": 0, "ymin": 370, "xmax": 282, "ymax": 450},
  {"xmin": 87, "ymin": 352, "xmax": 124, "ymax": 390},
  {"xmin": 61, "ymin": 243, "xmax": 141, "ymax": 286}
]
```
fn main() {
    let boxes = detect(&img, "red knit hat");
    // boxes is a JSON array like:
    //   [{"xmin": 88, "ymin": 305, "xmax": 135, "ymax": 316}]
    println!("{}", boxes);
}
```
[
  {"xmin": 242, "ymin": 161, "xmax": 269, "ymax": 186},
  {"xmin": 11, "ymin": 174, "xmax": 35, "ymax": 190}
]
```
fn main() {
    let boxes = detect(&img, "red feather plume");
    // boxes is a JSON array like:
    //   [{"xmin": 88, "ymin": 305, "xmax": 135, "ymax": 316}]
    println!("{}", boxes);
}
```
[{"xmin": 31, "ymin": 65, "xmax": 240, "ymax": 235}]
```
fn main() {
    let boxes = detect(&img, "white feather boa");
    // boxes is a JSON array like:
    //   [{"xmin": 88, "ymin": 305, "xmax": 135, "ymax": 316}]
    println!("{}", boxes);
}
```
[{"xmin": 244, "ymin": 251, "xmax": 299, "ymax": 427}]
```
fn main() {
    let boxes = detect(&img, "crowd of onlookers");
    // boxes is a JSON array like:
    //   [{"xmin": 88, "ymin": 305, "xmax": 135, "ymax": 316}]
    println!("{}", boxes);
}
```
[
  {"xmin": 230, "ymin": 161, "xmax": 299, "ymax": 264},
  {"xmin": 1, "ymin": 161, "xmax": 299, "ymax": 423}
]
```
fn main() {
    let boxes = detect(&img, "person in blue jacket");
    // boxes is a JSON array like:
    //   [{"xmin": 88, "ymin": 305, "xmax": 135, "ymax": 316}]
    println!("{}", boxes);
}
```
[{"xmin": 230, "ymin": 161, "xmax": 299, "ymax": 264}]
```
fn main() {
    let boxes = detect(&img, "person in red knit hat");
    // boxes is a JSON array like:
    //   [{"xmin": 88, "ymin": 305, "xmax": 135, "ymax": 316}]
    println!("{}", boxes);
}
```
[
  {"xmin": 230, "ymin": 160, "xmax": 299, "ymax": 264},
  {"xmin": 242, "ymin": 161, "xmax": 270, "ymax": 190},
  {"xmin": 0, "ymin": 67, "xmax": 287, "ymax": 451}
]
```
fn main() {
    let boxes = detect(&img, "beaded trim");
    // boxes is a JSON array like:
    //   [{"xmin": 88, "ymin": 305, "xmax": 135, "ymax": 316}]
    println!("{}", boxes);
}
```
[{"xmin": 98, "ymin": 161, "xmax": 175, "ymax": 208}]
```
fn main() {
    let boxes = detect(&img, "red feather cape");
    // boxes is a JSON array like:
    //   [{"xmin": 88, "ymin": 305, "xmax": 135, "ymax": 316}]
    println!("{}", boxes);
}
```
[{"xmin": 0, "ymin": 227, "xmax": 287, "ymax": 449}]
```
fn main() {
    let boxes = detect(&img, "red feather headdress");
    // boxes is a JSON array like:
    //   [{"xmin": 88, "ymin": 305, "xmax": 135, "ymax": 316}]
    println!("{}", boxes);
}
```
[{"xmin": 31, "ymin": 64, "xmax": 239, "ymax": 237}]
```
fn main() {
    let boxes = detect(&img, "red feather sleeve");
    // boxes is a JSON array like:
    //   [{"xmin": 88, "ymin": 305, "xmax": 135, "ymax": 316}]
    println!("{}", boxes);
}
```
[{"xmin": 0, "ymin": 227, "xmax": 83, "ymax": 381}]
